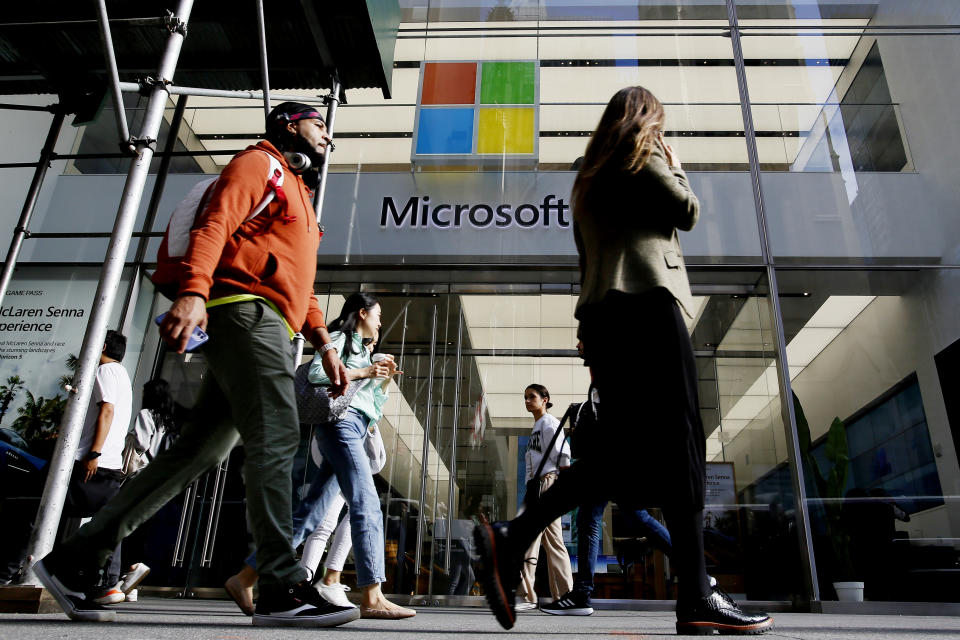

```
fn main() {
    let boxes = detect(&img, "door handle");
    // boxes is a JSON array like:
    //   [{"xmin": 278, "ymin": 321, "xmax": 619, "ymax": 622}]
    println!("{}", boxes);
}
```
[
  {"xmin": 172, "ymin": 480, "xmax": 199, "ymax": 567},
  {"xmin": 200, "ymin": 457, "xmax": 230, "ymax": 568}
]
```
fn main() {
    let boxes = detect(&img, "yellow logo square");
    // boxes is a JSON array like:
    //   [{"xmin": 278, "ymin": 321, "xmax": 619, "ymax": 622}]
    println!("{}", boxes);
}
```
[{"xmin": 477, "ymin": 107, "xmax": 536, "ymax": 154}]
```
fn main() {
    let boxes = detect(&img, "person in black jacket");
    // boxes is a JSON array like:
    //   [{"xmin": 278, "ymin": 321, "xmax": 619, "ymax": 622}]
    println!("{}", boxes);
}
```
[{"xmin": 473, "ymin": 86, "xmax": 773, "ymax": 635}]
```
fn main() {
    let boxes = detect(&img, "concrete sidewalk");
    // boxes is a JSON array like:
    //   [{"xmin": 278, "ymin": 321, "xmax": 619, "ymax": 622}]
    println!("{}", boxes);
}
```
[{"xmin": 1, "ymin": 598, "xmax": 960, "ymax": 639}]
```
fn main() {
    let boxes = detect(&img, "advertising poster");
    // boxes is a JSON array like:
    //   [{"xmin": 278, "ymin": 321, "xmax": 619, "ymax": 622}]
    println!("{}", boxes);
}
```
[
  {"xmin": 705, "ymin": 462, "xmax": 737, "ymax": 524},
  {"xmin": 0, "ymin": 268, "xmax": 121, "ymax": 432}
]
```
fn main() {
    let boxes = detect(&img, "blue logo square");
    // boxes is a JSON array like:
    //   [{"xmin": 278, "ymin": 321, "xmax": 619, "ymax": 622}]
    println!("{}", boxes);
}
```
[{"xmin": 415, "ymin": 108, "xmax": 474, "ymax": 155}]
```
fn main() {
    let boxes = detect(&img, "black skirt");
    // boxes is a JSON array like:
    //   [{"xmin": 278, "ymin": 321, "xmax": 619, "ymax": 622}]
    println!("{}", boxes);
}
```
[{"xmin": 578, "ymin": 287, "xmax": 707, "ymax": 510}]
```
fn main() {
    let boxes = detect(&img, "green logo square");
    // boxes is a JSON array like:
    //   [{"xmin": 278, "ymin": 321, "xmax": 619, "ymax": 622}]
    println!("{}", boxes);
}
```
[{"xmin": 480, "ymin": 61, "xmax": 536, "ymax": 105}]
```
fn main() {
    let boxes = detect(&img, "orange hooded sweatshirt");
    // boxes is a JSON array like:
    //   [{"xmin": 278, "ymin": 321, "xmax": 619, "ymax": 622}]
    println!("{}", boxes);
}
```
[{"xmin": 177, "ymin": 141, "xmax": 325, "ymax": 333}]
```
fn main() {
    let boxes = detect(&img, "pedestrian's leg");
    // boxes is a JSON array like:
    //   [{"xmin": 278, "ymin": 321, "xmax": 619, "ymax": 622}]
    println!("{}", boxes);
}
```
[
  {"xmin": 315, "ymin": 410, "xmax": 413, "ymax": 618},
  {"xmin": 475, "ymin": 455, "xmax": 609, "ymax": 629},
  {"xmin": 55, "ymin": 377, "xmax": 239, "ymax": 570},
  {"xmin": 536, "ymin": 474, "xmax": 573, "ymax": 599},
  {"xmin": 301, "ymin": 493, "xmax": 346, "ymax": 580},
  {"xmin": 316, "ymin": 515, "xmax": 354, "ymax": 609},
  {"xmin": 509, "ymin": 461, "xmax": 602, "ymax": 551},
  {"xmin": 661, "ymin": 507, "xmax": 710, "ymax": 602},
  {"xmin": 517, "ymin": 533, "xmax": 543, "ymax": 604},
  {"xmin": 210, "ymin": 303, "xmax": 360, "ymax": 628},
  {"xmin": 540, "ymin": 517, "xmax": 571, "ymax": 599},
  {"xmin": 36, "ymin": 373, "xmax": 240, "ymax": 622},
  {"xmin": 105, "ymin": 542, "xmax": 122, "ymax": 586},
  {"xmin": 574, "ymin": 500, "xmax": 606, "ymax": 597},
  {"xmin": 630, "ymin": 508, "xmax": 672, "ymax": 555},
  {"xmin": 290, "ymin": 457, "xmax": 342, "ymax": 549},
  {"xmin": 323, "ymin": 514, "xmax": 352, "ymax": 573},
  {"xmin": 207, "ymin": 302, "xmax": 306, "ymax": 590}
]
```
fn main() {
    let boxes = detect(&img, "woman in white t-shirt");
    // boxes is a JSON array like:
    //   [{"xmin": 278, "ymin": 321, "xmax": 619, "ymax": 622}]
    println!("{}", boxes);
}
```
[{"xmin": 516, "ymin": 384, "xmax": 573, "ymax": 611}]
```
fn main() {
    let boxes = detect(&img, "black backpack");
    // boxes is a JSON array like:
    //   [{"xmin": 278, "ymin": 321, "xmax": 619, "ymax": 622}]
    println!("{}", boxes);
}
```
[{"xmin": 567, "ymin": 385, "xmax": 600, "ymax": 461}]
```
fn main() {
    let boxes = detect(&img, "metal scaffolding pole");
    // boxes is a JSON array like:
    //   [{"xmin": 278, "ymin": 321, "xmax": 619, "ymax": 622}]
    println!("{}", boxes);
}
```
[
  {"xmin": 255, "ymin": 0, "xmax": 272, "ymax": 119},
  {"xmin": 95, "ymin": 0, "xmax": 133, "ymax": 153},
  {"xmin": 23, "ymin": 0, "xmax": 195, "ymax": 584},
  {"xmin": 0, "ymin": 108, "xmax": 65, "ymax": 313},
  {"xmin": 119, "ymin": 94, "xmax": 189, "ymax": 335},
  {"xmin": 117, "ymin": 81, "xmax": 315, "ymax": 105},
  {"xmin": 313, "ymin": 73, "xmax": 341, "ymax": 227}
]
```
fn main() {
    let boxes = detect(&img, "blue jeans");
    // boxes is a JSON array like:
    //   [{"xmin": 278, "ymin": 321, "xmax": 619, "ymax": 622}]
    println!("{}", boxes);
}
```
[
  {"xmin": 247, "ymin": 408, "xmax": 386, "ymax": 587},
  {"xmin": 574, "ymin": 500, "xmax": 672, "ymax": 597}
]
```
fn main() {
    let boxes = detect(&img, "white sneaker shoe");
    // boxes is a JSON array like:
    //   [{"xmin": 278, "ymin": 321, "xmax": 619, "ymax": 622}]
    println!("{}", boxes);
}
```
[
  {"xmin": 126, "ymin": 589, "xmax": 138, "ymax": 602},
  {"xmin": 315, "ymin": 582, "xmax": 356, "ymax": 609},
  {"xmin": 120, "ymin": 563, "xmax": 150, "ymax": 594},
  {"xmin": 515, "ymin": 600, "xmax": 537, "ymax": 611}
]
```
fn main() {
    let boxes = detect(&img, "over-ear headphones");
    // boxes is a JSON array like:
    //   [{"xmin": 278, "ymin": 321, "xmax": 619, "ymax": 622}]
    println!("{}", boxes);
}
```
[{"xmin": 284, "ymin": 152, "xmax": 312, "ymax": 174}]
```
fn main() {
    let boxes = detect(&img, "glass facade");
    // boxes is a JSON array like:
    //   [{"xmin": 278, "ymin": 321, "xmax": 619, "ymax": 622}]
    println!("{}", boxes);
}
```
[{"xmin": 1, "ymin": 0, "xmax": 959, "ymax": 606}]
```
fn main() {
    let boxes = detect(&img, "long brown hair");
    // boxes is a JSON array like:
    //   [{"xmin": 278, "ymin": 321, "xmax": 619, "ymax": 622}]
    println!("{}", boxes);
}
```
[{"xmin": 573, "ymin": 86, "xmax": 665, "ymax": 213}]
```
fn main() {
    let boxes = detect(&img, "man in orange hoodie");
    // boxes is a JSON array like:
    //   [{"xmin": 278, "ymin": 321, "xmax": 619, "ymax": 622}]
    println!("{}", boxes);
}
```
[{"xmin": 35, "ymin": 103, "xmax": 359, "ymax": 629}]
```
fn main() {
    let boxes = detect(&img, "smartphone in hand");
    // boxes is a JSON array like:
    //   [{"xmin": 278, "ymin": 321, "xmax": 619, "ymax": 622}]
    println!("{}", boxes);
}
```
[{"xmin": 155, "ymin": 313, "xmax": 209, "ymax": 352}]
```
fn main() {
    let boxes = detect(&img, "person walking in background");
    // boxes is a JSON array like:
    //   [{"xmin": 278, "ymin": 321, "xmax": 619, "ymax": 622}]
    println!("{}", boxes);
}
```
[
  {"xmin": 116, "ymin": 378, "xmax": 181, "ymax": 604},
  {"xmin": 228, "ymin": 294, "xmax": 414, "ymax": 620},
  {"xmin": 305, "ymin": 334, "xmax": 391, "ymax": 609},
  {"xmin": 296, "ymin": 294, "xmax": 413, "ymax": 619},
  {"xmin": 35, "ymin": 101, "xmax": 355, "ymax": 629},
  {"xmin": 516, "ymin": 384, "xmax": 572, "ymax": 611},
  {"xmin": 473, "ymin": 86, "xmax": 773, "ymax": 635},
  {"xmin": 60, "ymin": 330, "xmax": 131, "ymax": 607}
]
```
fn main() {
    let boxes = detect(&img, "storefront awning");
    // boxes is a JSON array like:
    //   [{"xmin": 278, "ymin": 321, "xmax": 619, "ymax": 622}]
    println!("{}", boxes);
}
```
[{"xmin": 0, "ymin": 0, "xmax": 400, "ymax": 100}]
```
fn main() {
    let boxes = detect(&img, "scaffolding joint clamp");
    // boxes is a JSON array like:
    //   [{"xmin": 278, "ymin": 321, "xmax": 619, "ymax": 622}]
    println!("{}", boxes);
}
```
[
  {"xmin": 124, "ymin": 136, "xmax": 157, "ymax": 155},
  {"xmin": 164, "ymin": 11, "xmax": 188, "ymax": 36},
  {"xmin": 142, "ymin": 76, "xmax": 173, "ymax": 90},
  {"xmin": 15, "ymin": 226, "xmax": 31, "ymax": 238},
  {"xmin": 321, "ymin": 92, "xmax": 340, "ymax": 106}
]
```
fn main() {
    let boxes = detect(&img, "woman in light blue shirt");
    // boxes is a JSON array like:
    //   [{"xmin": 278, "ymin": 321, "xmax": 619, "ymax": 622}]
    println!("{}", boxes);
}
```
[{"xmin": 293, "ymin": 293, "xmax": 414, "ymax": 619}]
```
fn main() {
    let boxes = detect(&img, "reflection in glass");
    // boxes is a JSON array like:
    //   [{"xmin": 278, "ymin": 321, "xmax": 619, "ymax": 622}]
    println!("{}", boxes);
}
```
[{"xmin": 777, "ymin": 270, "xmax": 960, "ymax": 601}]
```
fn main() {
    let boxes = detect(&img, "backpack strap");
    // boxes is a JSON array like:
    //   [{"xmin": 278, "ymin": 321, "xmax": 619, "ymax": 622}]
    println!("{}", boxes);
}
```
[{"xmin": 245, "ymin": 152, "xmax": 295, "ymax": 227}]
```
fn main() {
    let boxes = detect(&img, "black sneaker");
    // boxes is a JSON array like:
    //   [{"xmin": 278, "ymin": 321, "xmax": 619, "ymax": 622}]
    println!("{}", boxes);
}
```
[
  {"xmin": 541, "ymin": 591, "xmax": 594, "ymax": 616},
  {"xmin": 33, "ymin": 556, "xmax": 116, "ymax": 622},
  {"xmin": 474, "ymin": 521, "xmax": 522, "ymax": 630},
  {"xmin": 675, "ymin": 587, "xmax": 773, "ymax": 635},
  {"xmin": 252, "ymin": 581, "xmax": 360, "ymax": 628}
]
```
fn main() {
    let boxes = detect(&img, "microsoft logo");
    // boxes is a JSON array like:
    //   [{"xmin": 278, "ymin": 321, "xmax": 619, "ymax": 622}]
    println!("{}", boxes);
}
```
[{"xmin": 412, "ymin": 61, "xmax": 539, "ymax": 166}]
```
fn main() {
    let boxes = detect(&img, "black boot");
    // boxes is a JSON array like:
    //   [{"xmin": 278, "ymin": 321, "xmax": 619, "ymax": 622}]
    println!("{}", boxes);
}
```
[
  {"xmin": 473, "ymin": 521, "xmax": 522, "ymax": 630},
  {"xmin": 675, "ymin": 587, "xmax": 774, "ymax": 635}
]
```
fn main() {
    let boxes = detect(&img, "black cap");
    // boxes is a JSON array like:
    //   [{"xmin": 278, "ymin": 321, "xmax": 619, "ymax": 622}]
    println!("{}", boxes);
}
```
[{"xmin": 266, "ymin": 101, "xmax": 325, "ymax": 128}]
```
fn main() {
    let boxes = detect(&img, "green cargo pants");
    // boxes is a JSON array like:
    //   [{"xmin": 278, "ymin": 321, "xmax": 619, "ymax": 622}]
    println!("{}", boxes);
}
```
[{"xmin": 60, "ymin": 300, "xmax": 307, "ymax": 588}]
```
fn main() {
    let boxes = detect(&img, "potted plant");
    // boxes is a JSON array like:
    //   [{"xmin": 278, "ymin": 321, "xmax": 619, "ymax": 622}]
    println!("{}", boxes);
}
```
[{"xmin": 793, "ymin": 393, "xmax": 862, "ymax": 602}]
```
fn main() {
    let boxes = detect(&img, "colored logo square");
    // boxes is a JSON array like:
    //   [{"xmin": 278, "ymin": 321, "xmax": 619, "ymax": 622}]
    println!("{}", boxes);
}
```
[
  {"xmin": 477, "ymin": 107, "xmax": 535, "ymax": 154},
  {"xmin": 415, "ymin": 108, "xmax": 475, "ymax": 155},
  {"xmin": 480, "ymin": 62, "xmax": 535, "ymax": 105},
  {"xmin": 421, "ymin": 62, "xmax": 477, "ymax": 105}
]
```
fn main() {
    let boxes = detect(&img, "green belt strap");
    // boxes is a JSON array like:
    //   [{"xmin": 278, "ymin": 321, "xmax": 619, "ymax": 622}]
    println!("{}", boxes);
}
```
[{"xmin": 206, "ymin": 294, "xmax": 295, "ymax": 338}]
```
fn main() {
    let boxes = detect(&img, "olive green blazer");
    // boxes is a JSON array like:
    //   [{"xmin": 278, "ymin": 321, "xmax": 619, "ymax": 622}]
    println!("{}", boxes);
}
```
[{"xmin": 573, "ymin": 146, "xmax": 700, "ymax": 319}]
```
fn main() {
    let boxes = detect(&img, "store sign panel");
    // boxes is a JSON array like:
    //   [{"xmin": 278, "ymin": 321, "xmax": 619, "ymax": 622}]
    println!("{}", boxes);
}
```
[
  {"xmin": 320, "ymin": 171, "xmax": 578, "ymax": 259},
  {"xmin": 412, "ymin": 61, "xmax": 539, "ymax": 167}
]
